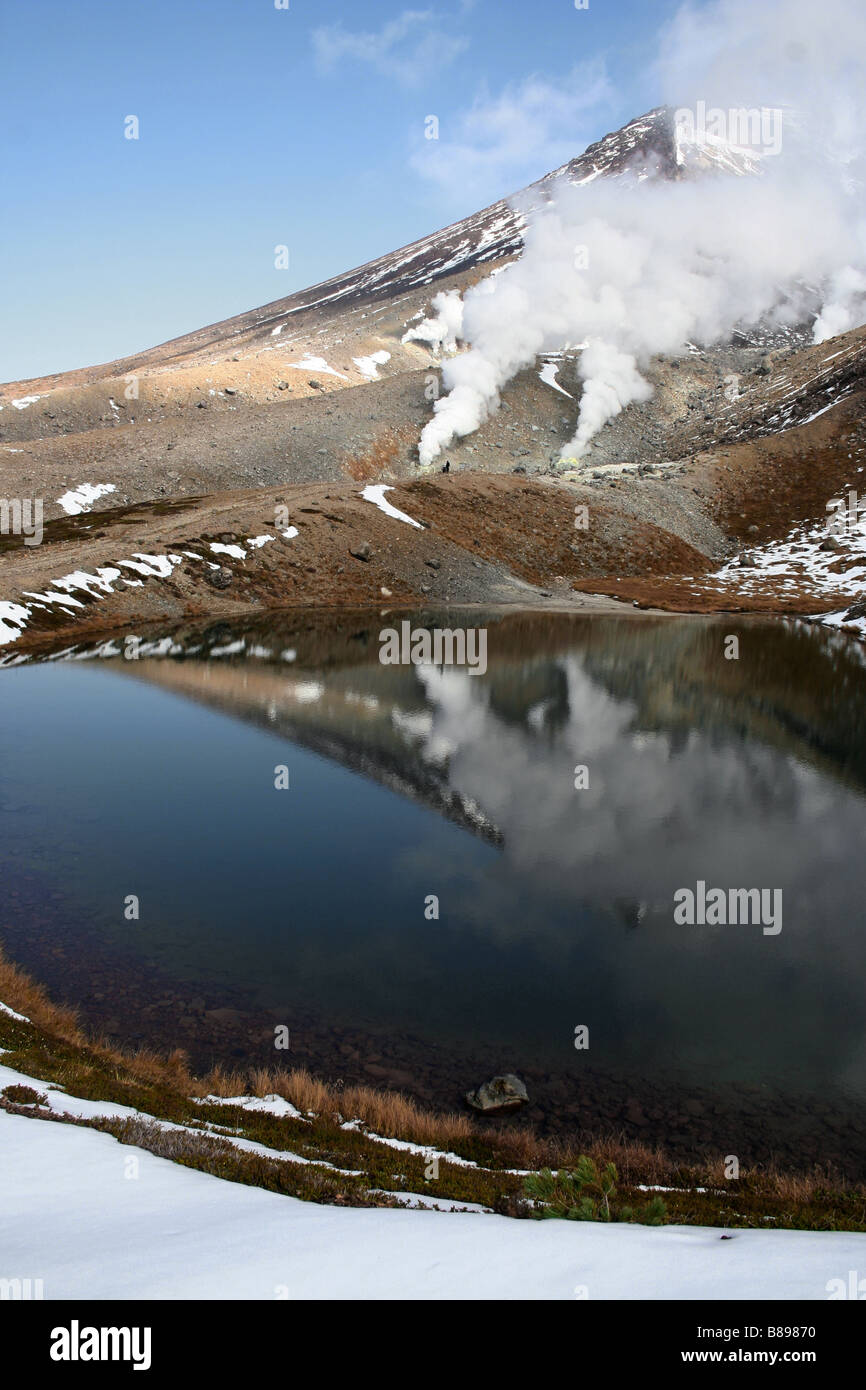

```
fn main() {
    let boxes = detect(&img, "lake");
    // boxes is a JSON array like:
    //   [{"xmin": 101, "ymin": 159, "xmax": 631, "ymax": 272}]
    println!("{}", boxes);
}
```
[{"xmin": 2, "ymin": 608, "xmax": 865, "ymax": 1173}]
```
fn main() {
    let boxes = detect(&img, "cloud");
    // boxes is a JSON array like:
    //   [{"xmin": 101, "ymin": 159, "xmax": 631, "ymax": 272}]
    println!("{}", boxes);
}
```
[
  {"xmin": 312, "ymin": 9, "xmax": 468, "ymax": 88},
  {"xmin": 409, "ymin": 63, "xmax": 613, "ymax": 204}
]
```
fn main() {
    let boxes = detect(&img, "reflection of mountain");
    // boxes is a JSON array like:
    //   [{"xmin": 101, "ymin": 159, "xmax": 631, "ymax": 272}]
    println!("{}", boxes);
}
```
[
  {"xmin": 41, "ymin": 608, "xmax": 866, "ymax": 832},
  {"xmin": 574, "ymin": 618, "xmax": 866, "ymax": 792},
  {"xmin": 119, "ymin": 647, "xmax": 506, "ymax": 847},
  {"xmin": 60, "ymin": 605, "xmax": 865, "ymax": 935}
]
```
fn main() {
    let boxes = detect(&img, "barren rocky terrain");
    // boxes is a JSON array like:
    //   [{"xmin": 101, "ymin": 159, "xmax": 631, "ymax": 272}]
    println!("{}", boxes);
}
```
[{"xmin": 2, "ymin": 106, "xmax": 865, "ymax": 654}]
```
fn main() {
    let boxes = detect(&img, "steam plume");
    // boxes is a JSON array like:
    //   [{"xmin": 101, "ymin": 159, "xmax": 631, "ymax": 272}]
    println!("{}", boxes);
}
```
[{"xmin": 416, "ymin": 0, "xmax": 866, "ymax": 469}]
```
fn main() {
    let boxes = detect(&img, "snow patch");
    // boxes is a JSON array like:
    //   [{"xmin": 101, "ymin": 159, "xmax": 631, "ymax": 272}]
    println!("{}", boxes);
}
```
[
  {"xmin": 286, "ymin": 355, "xmax": 347, "ymax": 380},
  {"xmin": 194, "ymin": 1093, "xmax": 306, "ymax": 1121},
  {"xmin": 0, "ymin": 554, "xmax": 185, "ymax": 647},
  {"xmin": 539, "ymin": 360, "xmax": 574, "ymax": 398},
  {"xmin": 0, "ymin": 1001, "xmax": 30, "ymax": 1023},
  {"xmin": 57, "ymin": 483, "xmax": 117, "ymax": 516},
  {"xmin": 353, "ymin": 351, "xmax": 391, "ymax": 381},
  {"xmin": 360, "ymin": 484, "xmax": 423, "ymax": 529},
  {"xmin": 210, "ymin": 543, "xmax": 247, "ymax": 561}
]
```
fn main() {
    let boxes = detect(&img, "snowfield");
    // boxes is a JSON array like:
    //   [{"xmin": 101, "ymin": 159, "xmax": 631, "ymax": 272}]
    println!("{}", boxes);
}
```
[{"xmin": 3, "ymin": 1109, "xmax": 864, "ymax": 1300}]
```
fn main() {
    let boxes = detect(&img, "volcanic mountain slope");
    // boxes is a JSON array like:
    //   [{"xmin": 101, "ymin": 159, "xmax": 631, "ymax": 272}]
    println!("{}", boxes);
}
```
[
  {"xmin": 0, "ymin": 103, "xmax": 777, "ymax": 462},
  {"xmin": 0, "ymin": 105, "xmax": 760, "ymax": 403},
  {"xmin": 1, "ymin": 106, "xmax": 866, "ymax": 653}
]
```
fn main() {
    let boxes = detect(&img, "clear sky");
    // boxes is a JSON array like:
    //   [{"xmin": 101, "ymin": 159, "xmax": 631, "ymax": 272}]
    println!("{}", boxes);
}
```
[{"xmin": 0, "ymin": 0, "xmax": 687, "ymax": 382}]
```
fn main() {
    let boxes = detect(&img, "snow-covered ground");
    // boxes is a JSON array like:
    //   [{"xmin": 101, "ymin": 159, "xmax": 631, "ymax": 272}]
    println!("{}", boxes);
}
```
[
  {"xmin": 2, "ymin": 1044, "xmax": 863, "ymax": 1301},
  {"xmin": 696, "ymin": 489, "xmax": 866, "ymax": 636},
  {"xmin": 359, "ymin": 483, "xmax": 423, "ymax": 529},
  {"xmin": 821, "ymin": 606, "xmax": 866, "ymax": 639},
  {"xmin": 57, "ymin": 483, "xmax": 117, "ymax": 516},
  {"xmin": 539, "ymin": 358, "xmax": 574, "ymax": 398},
  {"xmin": 709, "ymin": 507, "xmax": 866, "ymax": 603},
  {"xmin": 286, "ymin": 355, "xmax": 347, "ymax": 380},
  {"xmin": 3, "ymin": 1108, "xmax": 863, "ymax": 1299},
  {"xmin": 353, "ymin": 350, "xmax": 391, "ymax": 381},
  {"xmin": 0, "ymin": 528, "xmax": 298, "ymax": 648}
]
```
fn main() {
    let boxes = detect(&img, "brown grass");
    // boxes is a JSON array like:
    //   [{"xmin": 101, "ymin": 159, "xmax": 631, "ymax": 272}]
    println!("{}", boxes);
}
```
[
  {"xmin": 251, "ymin": 1065, "xmax": 475, "ymax": 1141},
  {"xmin": 0, "ymin": 946, "xmax": 194, "ymax": 1093},
  {"xmin": 0, "ymin": 951, "xmax": 83, "ymax": 1042},
  {"xmin": 2, "ymin": 1083, "xmax": 47, "ymax": 1107}
]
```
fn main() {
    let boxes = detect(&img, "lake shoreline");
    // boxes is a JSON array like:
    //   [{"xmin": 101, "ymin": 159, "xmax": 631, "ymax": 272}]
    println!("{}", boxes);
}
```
[{"xmin": 2, "ymin": 944, "xmax": 865, "ymax": 1232}]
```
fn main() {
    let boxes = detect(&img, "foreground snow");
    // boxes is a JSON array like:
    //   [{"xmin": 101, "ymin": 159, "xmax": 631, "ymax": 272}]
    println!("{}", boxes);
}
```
[{"xmin": 2, "ymin": 1110, "xmax": 863, "ymax": 1300}]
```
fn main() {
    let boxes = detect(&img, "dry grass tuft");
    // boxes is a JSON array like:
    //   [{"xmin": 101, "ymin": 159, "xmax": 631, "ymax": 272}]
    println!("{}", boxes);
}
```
[
  {"xmin": 196, "ymin": 1064, "xmax": 247, "ymax": 1099},
  {"xmin": 250, "ymin": 1065, "xmax": 474, "ymax": 1144},
  {"xmin": 0, "ymin": 951, "xmax": 83, "ymax": 1044}
]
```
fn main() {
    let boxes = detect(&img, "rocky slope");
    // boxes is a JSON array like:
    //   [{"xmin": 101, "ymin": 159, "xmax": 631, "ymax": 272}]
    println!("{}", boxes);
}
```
[{"xmin": 1, "ymin": 107, "xmax": 865, "ymax": 653}]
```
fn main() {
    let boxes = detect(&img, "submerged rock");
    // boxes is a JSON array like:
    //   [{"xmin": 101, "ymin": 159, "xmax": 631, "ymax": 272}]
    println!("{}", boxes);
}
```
[{"xmin": 465, "ymin": 1073, "xmax": 529, "ymax": 1114}]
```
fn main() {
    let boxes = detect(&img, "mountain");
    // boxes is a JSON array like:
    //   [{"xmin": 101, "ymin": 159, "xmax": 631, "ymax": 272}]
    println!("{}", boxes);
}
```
[
  {"xmin": 0, "ymin": 107, "xmax": 864, "ymax": 655},
  {"xmin": 0, "ymin": 107, "xmax": 762, "ymax": 394}
]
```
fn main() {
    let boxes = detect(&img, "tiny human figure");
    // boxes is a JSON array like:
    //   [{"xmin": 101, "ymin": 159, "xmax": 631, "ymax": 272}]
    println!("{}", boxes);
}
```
[{"xmin": 442, "ymin": 460, "xmax": 451, "ymax": 473}]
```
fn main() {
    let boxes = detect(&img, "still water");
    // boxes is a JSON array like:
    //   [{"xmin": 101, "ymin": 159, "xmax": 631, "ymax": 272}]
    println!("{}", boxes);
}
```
[{"xmin": 2, "ymin": 610, "xmax": 865, "ymax": 1169}]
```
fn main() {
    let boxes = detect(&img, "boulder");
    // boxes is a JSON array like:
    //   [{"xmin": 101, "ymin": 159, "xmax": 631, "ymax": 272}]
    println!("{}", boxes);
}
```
[{"xmin": 465, "ymin": 1074, "xmax": 529, "ymax": 1114}]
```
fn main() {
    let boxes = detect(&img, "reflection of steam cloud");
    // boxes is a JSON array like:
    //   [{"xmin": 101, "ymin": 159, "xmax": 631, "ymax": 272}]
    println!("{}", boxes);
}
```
[{"xmin": 392, "ymin": 648, "xmax": 866, "ymax": 1097}]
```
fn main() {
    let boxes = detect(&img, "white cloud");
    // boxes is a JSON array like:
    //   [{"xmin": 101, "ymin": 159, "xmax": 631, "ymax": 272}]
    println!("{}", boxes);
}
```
[
  {"xmin": 409, "ymin": 63, "xmax": 613, "ymax": 204},
  {"xmin": 312, "ymin": 9, "xmax": 468, "ymax": 88}
]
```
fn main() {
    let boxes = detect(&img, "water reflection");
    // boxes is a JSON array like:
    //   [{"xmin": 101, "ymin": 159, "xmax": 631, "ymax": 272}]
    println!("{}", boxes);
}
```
[{"xmin": 2, "ymin": 610, "xmax": 866, "ymax": 1165}]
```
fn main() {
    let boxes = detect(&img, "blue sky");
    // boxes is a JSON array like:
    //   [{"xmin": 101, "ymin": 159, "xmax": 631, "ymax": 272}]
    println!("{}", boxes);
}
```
[{"xmin": 0, "ymin": 0, "xmax": 687, "ymax": 382}]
